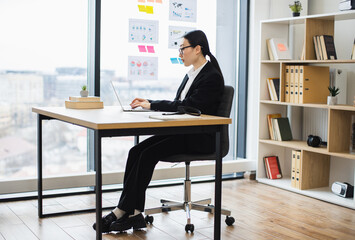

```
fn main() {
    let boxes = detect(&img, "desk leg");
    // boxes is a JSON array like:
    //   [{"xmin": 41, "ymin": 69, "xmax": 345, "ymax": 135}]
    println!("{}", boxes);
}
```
[
  {"xmin": 214, "ymin": 130, "xmax": 222, "ymax": 240},
  {"xmin": 95, "ymin": 130, "xmax": 102, "ymax": 240},
  {"xmin": 37, "ymin": 114, "xmax": 43, "ymax": 218}
]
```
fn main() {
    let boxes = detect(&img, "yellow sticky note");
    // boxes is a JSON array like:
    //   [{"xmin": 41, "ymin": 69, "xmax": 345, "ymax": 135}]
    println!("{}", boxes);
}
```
[
  {"xmin": 145, "ymin": 5, "xmax": 154, "ymax": 14},
  {"xmin": 138, "ymin": 5, "xmax": 146, "ymax": 12}
]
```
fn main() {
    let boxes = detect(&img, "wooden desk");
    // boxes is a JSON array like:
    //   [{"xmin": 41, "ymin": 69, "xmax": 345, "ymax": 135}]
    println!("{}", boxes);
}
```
[{"xmin": 32, "ymin": 106, "xmax": 231, "ymax": 240}]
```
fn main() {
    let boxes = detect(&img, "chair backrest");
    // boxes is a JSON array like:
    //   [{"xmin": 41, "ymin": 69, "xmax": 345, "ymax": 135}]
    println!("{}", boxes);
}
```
[
  {"xmin": 218, "ymin": 85, "xmax": 234, "ymax": 158},
  {"xmin": 160, "ymin": 85, "xmax": 234, "ymax": 163}
]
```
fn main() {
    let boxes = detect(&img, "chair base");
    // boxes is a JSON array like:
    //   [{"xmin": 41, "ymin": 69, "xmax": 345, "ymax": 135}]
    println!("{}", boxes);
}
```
[{"xmin": 144, "ymin": 197, "xmax": 234, "ymax": 233}]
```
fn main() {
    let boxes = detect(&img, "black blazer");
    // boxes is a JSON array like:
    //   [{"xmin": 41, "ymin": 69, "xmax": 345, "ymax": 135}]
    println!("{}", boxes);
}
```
[
  {"xmin": 149, "ymin": 61, "xmax": 224, "ymax": 116},
  {"xmin": 149, "ymin": 61, "xmax": 224, "ymax": 153}
]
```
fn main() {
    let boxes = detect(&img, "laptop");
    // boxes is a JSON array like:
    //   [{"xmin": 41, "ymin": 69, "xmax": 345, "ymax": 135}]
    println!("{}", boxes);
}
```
[{"xmin": 110, "ymin": 80, "xmax": 153, "ymax": 112}]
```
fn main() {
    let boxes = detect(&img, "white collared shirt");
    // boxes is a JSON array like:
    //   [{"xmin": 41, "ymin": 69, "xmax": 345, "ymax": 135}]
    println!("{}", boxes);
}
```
[{"xmin": 179, "ymin": 60, "xmax": 208, "ymax": 100}]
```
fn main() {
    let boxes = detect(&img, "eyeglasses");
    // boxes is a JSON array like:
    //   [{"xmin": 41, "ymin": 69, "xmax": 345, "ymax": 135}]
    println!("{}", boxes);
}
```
[{"xmin": 179, "ymin": 45, "xmax": 193, "ymax": 55}]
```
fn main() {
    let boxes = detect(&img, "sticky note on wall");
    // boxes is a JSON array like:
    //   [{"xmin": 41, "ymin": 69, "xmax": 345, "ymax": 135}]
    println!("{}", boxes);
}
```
[
  {"xmin": 138, "ymin": 45, "xmax": 147, "ymax": 52},
  {"xmin": 147, "ymin": 46, "xmax": 155, "ymax": 53}
]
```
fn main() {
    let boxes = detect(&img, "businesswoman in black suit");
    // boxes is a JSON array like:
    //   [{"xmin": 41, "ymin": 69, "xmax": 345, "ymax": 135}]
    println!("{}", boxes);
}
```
[{"xmin": 93, "ymin": 30, "xmax": 225, "ymax": 233}]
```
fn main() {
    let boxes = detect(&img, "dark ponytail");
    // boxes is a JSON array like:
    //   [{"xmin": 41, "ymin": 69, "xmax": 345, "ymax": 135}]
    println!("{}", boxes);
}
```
[{"xmin": 183, "ymin": 30, "xmax": 224, "ymax": 79}]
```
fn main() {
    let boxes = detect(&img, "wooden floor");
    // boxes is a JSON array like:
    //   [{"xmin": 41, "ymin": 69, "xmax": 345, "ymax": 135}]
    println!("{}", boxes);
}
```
[{"xmin": 1, "ymin": 179, "xmax": 355, "ymax": 240}]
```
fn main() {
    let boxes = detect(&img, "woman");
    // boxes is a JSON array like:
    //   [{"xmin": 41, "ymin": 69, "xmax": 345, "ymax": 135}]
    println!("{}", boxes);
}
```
[{"xmin": 93, "ymin": 30, "xmax": 224, "ymax": 233}]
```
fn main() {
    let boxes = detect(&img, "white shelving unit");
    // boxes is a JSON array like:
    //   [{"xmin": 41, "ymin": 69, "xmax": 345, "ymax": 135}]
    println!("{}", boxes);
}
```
[{"xmin": 257, "ymin": 11, "xmax": 355, "ymax": 209}]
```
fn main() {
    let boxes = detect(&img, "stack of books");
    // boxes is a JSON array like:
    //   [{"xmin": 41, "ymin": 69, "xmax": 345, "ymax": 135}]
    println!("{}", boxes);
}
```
[
  {"xmin": 266, "ymin": 78, "xmax": 280, "ymax": 101},
  {"xmin": 263, "ymin": 156, "xmax": 282, "ymax": 179},
  {"xmin": 65, "ymin": 96, "xmax": 103, "ymax": 109},
  {"xmin": 313, "ymin": 35, "xmax": 337, "ymax": 60},
  {"xmin": 267, "ymin": 114, "xmax": 293, "ymax": 141}
]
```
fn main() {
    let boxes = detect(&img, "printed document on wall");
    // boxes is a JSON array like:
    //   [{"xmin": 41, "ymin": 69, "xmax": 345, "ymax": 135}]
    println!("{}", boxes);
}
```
[
  {"xmin": 129, "ymin": 19, "xmax": 159, "ymax": 44},
  {"xmin": 128, "ymin": 56, "xmax": 158, "ymax": 80},
  {"xmin": 169, "ymin": 0, "xmax": 197, "ymax": 22},
  {"xmin": 168, "ymin": 26, "xmax": 195, "ymax": 49}
]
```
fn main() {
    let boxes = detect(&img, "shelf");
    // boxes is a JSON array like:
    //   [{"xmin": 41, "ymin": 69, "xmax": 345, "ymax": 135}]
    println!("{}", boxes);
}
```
[
  {"xmin": 259, "ymin": 139, "xmax": 355, "ymax": 160},
  {"xmin": 261, "ymin": 10, "xmax": 355, "ymax": 24},
  {"xmin": 260, "ymin": 100, "xmax": 328, "ymax": 109},
  {"xmin": 257, "ymin": 177, "xmax": 355, "ymax": 209},
  {"xmin": 261, "ymin": 60, "xmax": 355, "ymax": 64},
  {"xmin": 260, "ymin": 100, "xmax": 355, "ymax": 111}
]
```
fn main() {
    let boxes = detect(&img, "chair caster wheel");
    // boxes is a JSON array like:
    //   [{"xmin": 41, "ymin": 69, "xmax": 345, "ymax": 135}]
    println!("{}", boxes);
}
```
[
  {"xmin": 145, "ymin": 215, "xmax": 154, "ymax": 224},
  {"xmin": 185, "ymin": 223, "xmax": 194, "ymax": 233},
  {"xmin": 225, "ymin": 216, "xmax": 235, "ymax": 226}
]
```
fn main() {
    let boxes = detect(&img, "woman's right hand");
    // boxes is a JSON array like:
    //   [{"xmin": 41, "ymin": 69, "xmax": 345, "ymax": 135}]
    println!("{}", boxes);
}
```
[{"xmin": 130, "ymin": 98, "xmax": 151, "ymax": 109}]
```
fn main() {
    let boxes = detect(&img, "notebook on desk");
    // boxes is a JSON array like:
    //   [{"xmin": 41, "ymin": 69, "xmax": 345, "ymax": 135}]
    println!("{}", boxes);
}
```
[{"xmin": 110, "ymin": 80, "xmax": 153, "ymax": 112}]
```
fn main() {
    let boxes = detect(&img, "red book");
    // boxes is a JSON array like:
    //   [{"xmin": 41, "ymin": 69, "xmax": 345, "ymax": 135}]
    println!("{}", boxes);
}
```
[{"xmin": 264, "ymin": 156, "xmax": 282, "ymax": 179}]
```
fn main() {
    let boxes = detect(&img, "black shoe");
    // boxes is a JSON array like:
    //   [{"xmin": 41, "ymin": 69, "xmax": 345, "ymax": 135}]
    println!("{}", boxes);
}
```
[
  {"xmin": 92, "ymin": 212, "xmax": 117, "ymax": 233},
  {"xmin": 109, "ymin": 213, "xmax": 147, "ymax": 232}
]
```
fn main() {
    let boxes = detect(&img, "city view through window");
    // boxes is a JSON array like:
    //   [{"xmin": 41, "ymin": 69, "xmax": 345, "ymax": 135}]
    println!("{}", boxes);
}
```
[{"xmin": 0, "ymin": 0, "xmax": 217, "ymax": 182}]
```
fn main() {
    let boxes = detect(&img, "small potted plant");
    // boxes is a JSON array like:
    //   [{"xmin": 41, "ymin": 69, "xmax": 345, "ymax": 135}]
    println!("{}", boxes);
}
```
[
  {"xmin": 327, "ymin": 86, "xmax": 339, "ymax": 105},
  {"xmin": 289, "ymin": 1, "xmax": 302, "ymax": 17},
  {"xmin": 80, "ymin": 85, "xmax": 89, "ymax": 97}
]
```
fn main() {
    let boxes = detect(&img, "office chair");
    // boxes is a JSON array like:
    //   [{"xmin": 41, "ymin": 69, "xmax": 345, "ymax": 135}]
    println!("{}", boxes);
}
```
[{"xmin": 144, "ymin": 85, "xmax": 235, "ymax": 233}]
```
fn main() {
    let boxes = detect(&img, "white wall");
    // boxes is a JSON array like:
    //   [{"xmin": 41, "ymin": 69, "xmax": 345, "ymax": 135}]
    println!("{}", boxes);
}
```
[{"xmin": 246, "ymin": 0, "xmax": 355, "ymax": 160}]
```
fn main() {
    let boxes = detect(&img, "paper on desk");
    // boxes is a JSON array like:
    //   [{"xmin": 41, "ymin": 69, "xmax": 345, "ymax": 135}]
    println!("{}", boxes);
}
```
[{"xmin": 149, "ymin": 114, "xmax": 201, "ymax": 120}]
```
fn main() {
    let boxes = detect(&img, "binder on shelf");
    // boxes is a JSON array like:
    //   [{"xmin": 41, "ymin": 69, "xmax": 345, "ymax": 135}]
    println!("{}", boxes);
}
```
[
  {"xmin": 298, "ymin": 65, "xmax": 330, "ymax": 104},
  {"xmin": 285, "ymin": 65, "xmax": 290, "ymax": 102},
  {"xmin": 299, "ymin": 66, "xmax": 304, "ymax": 104},
  {"xmin": 295, "ymin": 150, "xmax": 301, "ymax": 189},
  {"xmin": 294, "ymin": 66, "xmax": 299, "ymax": 104},
  {"xmin": 291, "ymin": 150, "xmax": 297, "ymax": 188},
  {"xmin": 290, "ymin": 66, "xmax": 295, "ymax": 103}
]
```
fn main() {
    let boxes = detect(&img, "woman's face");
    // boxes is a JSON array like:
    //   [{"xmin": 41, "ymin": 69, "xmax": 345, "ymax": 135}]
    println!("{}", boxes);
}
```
[{"xmin": 179, "ymin": 38, "xmax": 196, "ymax": 67}]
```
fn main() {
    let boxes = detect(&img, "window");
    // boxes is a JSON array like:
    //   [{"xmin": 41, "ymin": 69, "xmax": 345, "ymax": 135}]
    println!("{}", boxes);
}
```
[{"xmin": 0, "ymin": 0, "xmax": 88, "ymax": 180}]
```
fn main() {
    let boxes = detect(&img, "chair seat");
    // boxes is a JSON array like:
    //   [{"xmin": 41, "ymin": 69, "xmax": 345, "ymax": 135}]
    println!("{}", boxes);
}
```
[{"xmin": 161, "ymin": 153, "xmax": 216, "ymax": 163}]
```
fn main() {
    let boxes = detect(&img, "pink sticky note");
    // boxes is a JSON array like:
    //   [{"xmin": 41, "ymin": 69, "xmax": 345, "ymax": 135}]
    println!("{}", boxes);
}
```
[
  {"xmin": 147, "ymin": 0, "xmax": 154, "ymax": 2},
  {"xmin": 138, "ymin": 45, "xmax": 147, "ymax": 52},
  {"xmin": 138, "ymin": 0, "xmax": 145, "ymax": 2},
  {"xmin": 155, "ymin": 0, "xmax": 162, "ymax": 3},
  {"xmin": 147, "ymin": 46, "xmax": 155, "ymax": 53}
]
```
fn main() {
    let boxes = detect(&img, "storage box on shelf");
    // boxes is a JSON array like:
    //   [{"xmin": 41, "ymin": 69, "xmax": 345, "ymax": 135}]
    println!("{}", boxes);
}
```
[{"xmin": 258, "ymin": 11, "xmax": 355, "ymax": 209}]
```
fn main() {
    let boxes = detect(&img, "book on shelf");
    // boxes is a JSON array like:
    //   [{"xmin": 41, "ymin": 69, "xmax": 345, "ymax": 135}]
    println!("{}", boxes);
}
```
[
  {"xmin": 266, "ymin": 38, "xmax": 291, "ymax": 60},
  {"xmin": 314, "ymin": 35, "xmax": 337, "ymax": 60},
  {"xmin": 263, "ymin": 156, "xmax": 282, "ymax": 179},
  {"xmin": 267, "ymin": 78, "xmax": 280, "ymax": 101},
  {"xmin": 266, "ymin": 39, "xmax": 274, "ymax": 61},
  {"xmin": 352, "ymin": 38, "xmax": 355, "ymax": 60},
  {"xmin": 321, "ymin": 35, "xmax": 337, "ymax": 60},
  {"xmin": 272, "ymin": 117, "xmax": 293, "ymax": 141},
  {"xmin": 69, "ymin": 96, "xmax": 101, "ymax": 102},
  {"xmin": 267, "ymin": 113, "xmax": 282, "ymax": 140}
]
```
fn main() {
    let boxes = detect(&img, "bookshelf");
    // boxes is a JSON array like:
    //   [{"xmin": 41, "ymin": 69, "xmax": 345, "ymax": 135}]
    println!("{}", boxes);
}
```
[{"xmin": 258, "ymin": 11, "xmax": 355, "ymax": 209}]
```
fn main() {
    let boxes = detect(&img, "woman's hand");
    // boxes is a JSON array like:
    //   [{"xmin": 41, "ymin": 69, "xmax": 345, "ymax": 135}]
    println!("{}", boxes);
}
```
[{"xmin": 130, "ymin": 98, "xmax": 151, "ymax": 109}]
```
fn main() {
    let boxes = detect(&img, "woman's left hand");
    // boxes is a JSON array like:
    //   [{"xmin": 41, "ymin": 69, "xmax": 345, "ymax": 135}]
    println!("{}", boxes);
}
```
[{"xmin": 130, "ymin": 98, "xmax": 151, "ymax": 109}]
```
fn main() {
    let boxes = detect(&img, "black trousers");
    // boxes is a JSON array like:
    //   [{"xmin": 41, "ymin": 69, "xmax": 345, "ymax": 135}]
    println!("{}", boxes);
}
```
[{"xmin": 117, "ymin": 134, "xmax": 214, "ymax": 214}]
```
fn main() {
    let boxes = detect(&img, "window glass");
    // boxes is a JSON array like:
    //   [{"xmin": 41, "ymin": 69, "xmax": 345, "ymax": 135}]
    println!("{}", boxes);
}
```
[
  {"xmin": 0, "ymin": 0, "xmax": 88, "ymax": 179},
  {"xmin": 100, "ymin": 0, "xmax": 217, "ymax": 172}
]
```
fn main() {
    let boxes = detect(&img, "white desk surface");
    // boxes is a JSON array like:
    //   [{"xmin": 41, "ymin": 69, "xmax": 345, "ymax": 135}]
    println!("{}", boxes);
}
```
[{"xmin": 32, "ymin": 106, "xmax": 231, "ymax": 130}]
